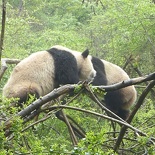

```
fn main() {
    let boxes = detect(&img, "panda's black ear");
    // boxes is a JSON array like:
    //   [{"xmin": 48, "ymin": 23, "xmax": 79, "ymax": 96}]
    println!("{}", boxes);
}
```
[{"xmin": 82, "ymin": 49, "xmax": 89, "ymax": 58}]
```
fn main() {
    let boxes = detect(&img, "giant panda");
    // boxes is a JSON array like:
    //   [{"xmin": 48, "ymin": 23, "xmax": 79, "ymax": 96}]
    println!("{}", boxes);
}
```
[
  {"xmin": 91, "ymin": 56, "xmax": 137, "ymax": 120},
  {"xmin": 3, "ymin": 45, "xmax": 96, "ymax": 106}
]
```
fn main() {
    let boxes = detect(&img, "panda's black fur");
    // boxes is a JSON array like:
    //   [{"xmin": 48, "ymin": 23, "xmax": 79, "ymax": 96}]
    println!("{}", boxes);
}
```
[
  {"xmin": 91, "ymin": 56, "xmax": 137, "ymax": 120},
  {"xmin": 47, "ymin": 47, "xmax": 79, "ymax": 86}
]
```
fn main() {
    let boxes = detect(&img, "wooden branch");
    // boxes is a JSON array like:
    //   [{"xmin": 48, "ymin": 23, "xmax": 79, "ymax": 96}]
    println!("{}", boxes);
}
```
[
  {"xmin": 18, "ymin": 85, "xmax": 76, "ymax": 118},
  {"xmin": 93, "ymin": 72, "xmax": 155, "ymax": 91},
  {"xmin": 113, "ymin": 80, "xmax": 155, "ymax": 152},
  {"xmin": 0, "ymin": 0, "xmax": 6, "ymax": 60},
  {"xmin": 1, "ymin": 58, "xmax": 21, "ymax": 64},
  {"xmin": 0, "ymin": 58, "xmax": 20, "ymax": 81}
]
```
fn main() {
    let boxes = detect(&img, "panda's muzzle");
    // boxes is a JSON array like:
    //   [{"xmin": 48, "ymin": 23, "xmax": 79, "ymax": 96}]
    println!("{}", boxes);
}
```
[{"xmin": 88, "ymin": 70, "xmax": 96, "ymax": 82}]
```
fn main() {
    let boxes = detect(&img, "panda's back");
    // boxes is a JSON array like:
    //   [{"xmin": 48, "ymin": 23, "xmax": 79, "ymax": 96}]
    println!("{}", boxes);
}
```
[
  {"xmin": 101, "ymin": 59, "xmax": 130, "ymax": 84},
  {"xmin": 3, "ymin": 51, "xmax": 55, "ymax": 97},
  {"xmin": 10, "ymin": 51, "xmax": 54, "ymax": 82}
]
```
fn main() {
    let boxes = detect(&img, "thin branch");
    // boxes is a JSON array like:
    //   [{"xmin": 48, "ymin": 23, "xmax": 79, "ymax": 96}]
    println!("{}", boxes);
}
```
[
  {"xmin": 124, "ymin": 55, "xmax": 155, "ymax": 96},
  {"xmin": 61, "ymin": 110, "xmax": 78, "ymax": 146},
  {"xmin": 66, "ymin": 115, "xmax": 86, "ymax": 137},
  {"xmin": 22, "ymin": 113, "xmax": 54, "ymax": 132},
  {"xmin": 0, "ymin": 58, "xmax": 20, "ymax": 80},
  {"xmin": 123, "ymin": 55, "xmax": 133, "ymax": 70},
  {"xmin": 18, "ymin": 0, "xmax": 24, "ymax": 16},
  {"xmin": 55, "ymin": 112, "xmax": 86, "ymax": 138},
  {"xmin": 138, "ymin": 18, "xmax": 155, "ymax": 53},
  {"xmin": 128, "ymin": 80, "xmax": 155, "ymax": 123},
  {"xmin": 45, "ymin": 105, "xmax": 147, "ymax": 136}
]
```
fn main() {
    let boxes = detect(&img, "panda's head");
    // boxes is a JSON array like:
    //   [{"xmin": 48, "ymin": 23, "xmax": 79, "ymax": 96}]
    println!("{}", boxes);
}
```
[{"xmin": 77, "ymin": 49, "xmax": 96, "ymax": 82}]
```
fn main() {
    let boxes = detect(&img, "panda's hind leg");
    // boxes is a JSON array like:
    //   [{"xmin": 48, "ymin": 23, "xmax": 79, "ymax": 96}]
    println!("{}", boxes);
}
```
[
  {"xmin": 117, "ymin": 109, "xmax": 130, "ymax": 120},
  {"xmin": 104, "ymin": 90, "xmax": 131, "ymax": 120},
  {"xmin": 10, "ymin": 86, "xmax": 40, "ymax": 108}
]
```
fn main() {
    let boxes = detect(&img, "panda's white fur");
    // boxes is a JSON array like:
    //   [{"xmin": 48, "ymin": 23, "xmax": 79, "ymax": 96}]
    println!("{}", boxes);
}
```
[
  {"xmin": 91, "ymin": 56, "xmax": 137, "ymax": 120},
  {"xmin": 3, "ymin": 51, "xmax": 55, "ymax": 100},
  {"xmin": 3, "ymin": 45, "xmax": 96, "ymax": 105}
]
